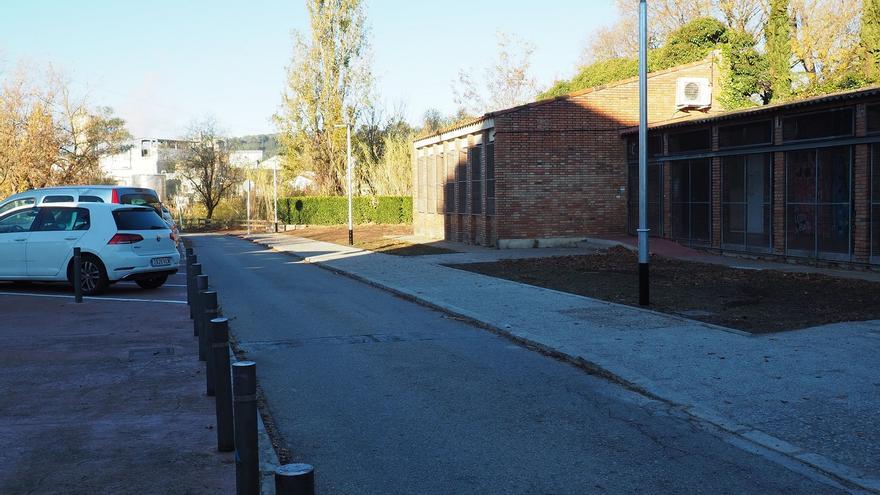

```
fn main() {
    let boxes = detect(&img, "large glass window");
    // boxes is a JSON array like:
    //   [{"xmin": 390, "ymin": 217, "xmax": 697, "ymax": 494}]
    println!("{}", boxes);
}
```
[
  {"xmin": 785, "ymin": 146, "xmax": 852, "ymax": 260},
  {"xmin": 417, "ymin": 156, "xmax": 426, "ymax": 213},
  {"xmin": 486, "ymin": 142, "xmax": 496, "ymax": 215},
  {"xmin": 867, "ymin": 105, "xmax": 880, "ymax": 134},
  {"xmin": 470, "ymin": 145, "xmax": 482, "ymax": 214},
  {"xmin": 667, "ymin": 129, "xmax": 711, "ymax": 154},
  {"xmin": 426, "ymin": 154, "xmax": 436, "ymax": 214},
  {"xmin": 456, "ymin": 149, "xmax": 467, "ymax": 213},
  {"xmin": 782, "ymin": 109, "xmax": 853, "ymax": 142},
  {"xmin": 719, "ymin": 121, "xmax": 772, "ymax": 148},
  {"xmin": 871, "ymin": 144, "xmax": 880, "ymax": 264},
  {"xmin": 444, "ymin": 148, "xmax": 455, "ymax": 214},
  {"xmin": 627, "ymin": 164, "xmax": 662, "ymax": 236},
  {"xmin": 670, "ymin": 158, "xmax": 711, "ymax": 245},
  {"xmin": 722, "ymin": 154, "xmax": 771, "ymax": 252}
]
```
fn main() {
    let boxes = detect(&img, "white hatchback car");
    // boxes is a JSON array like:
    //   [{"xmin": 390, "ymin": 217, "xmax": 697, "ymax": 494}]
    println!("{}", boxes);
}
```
[{"xmin": 0, "ymin": 202, "xmax": 180, "ymax": 295}]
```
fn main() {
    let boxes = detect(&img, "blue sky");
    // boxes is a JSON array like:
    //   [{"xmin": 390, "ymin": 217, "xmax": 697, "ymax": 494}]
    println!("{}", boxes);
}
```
[{"xmin": 0, "ymin": 0, "xmax": 616, "ymax": 138}]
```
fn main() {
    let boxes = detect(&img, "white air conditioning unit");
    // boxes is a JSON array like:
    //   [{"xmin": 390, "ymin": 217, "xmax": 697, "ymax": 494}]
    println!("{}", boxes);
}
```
[{"xmin": 675, "ymin": 77, "xmax": 712, "ymax": 109}]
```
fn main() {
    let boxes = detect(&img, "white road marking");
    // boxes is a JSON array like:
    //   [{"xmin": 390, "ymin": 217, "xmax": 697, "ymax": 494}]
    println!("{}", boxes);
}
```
[{"xmin": 0, "ymin": 291, "xmax": 187, "ymax": 304}]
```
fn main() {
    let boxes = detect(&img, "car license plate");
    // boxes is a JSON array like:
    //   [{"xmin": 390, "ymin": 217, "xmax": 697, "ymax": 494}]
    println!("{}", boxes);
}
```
[{"xmin": 151, "ymin": 257, "xmax": 172, "ymax": 267}]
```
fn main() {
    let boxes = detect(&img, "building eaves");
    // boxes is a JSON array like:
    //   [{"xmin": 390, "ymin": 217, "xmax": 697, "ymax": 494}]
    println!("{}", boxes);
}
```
[{"xmin": 620, "ymin": 85, "xmax": 880, "ymax": 135}]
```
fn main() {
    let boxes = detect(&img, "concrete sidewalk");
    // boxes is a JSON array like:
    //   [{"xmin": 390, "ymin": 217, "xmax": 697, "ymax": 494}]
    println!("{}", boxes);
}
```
[
  {"xmin": 245, "ymin": 232, "xmax": 880, "ymax": 494},
  {"xmin": 0, "ymin": 294, "xmax": 234, "ymax": 494}
]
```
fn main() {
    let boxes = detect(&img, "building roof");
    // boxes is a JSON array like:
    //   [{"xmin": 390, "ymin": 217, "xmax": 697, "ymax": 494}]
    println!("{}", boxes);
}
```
[{"xmin": 620, "ymin": 84, "xmax": 880, "ymax": 135}]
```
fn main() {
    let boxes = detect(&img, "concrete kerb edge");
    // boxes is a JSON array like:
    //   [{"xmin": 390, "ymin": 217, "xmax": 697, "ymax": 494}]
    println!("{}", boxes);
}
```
[{"xmin": 235, "ymin": 233, "xmax": 880, "ymax": 495}]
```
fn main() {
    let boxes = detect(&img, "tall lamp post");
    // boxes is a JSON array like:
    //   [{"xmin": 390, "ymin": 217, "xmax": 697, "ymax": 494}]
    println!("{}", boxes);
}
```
[
  {"xmin": 272, "ymin": 158, "xmax": 279, "ymax": 232},
  {"xmin": 334, "ymin": 123, "xmax": 354, "ymax": 245},
  {"xmin": 638, "ymin": 0, "xmax": 650, "ymax": 305}
]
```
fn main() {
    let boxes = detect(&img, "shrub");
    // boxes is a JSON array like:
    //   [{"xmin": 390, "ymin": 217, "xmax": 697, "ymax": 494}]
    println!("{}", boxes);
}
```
[{"xmin": 280, "ymin": 196, "xmax": 412, "ymax": 225}]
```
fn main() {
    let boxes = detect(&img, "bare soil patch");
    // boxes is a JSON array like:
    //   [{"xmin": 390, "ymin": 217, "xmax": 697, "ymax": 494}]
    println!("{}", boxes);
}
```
[
  {"xmin": 451, "ymin": 247, "xmax": 880, "ymax": 333},
  {"xmin": 284, "ymin": 224, "xmax": 457, "ymax": 256}
]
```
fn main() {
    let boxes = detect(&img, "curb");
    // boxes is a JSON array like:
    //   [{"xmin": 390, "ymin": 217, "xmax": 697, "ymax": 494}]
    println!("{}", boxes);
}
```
[{"xmin": 238, "ymin": 233, "xmax": 880, "ymax": 495}]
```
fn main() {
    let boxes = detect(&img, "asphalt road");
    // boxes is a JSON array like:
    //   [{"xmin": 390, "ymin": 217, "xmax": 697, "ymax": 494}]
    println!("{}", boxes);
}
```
[{"xmin": 192, "ymin": 234, "xmax": 850, "ymax": 495}]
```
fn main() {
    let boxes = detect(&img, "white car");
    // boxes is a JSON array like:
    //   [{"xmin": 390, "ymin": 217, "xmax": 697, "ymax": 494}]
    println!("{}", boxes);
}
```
[
  {"xmin": 0, "ymin": 202, "xmax": 180, "ymax": 295},
  {"xmin": 0, "ymin": 185, "xmax": 180, "ymax": 244}
]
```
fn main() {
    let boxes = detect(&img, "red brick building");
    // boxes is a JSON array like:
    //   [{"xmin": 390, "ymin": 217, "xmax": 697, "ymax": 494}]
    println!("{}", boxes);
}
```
[{"xmin": 412, "ymin": 54, "xmax": 880, "ymax": 266}]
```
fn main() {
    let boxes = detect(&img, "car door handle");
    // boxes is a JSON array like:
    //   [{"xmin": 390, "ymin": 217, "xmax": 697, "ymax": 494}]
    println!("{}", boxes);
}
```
[
  {"xmin": 14, "ymin": 238, "xmax": 26, "ymax": 242},
  {"xmin": 64, "ymin": 237, "xmax": 77, "ymax": 241}
]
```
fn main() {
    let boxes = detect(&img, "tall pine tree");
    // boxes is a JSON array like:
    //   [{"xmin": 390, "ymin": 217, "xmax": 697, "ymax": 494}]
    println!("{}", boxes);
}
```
[
  {"xmin": 863, "ymin": 0, "xmax": 880, "ymax": 82},
  {"xmin": 765, "ymin": 0, "xmax": 793, "ymax": 101}
]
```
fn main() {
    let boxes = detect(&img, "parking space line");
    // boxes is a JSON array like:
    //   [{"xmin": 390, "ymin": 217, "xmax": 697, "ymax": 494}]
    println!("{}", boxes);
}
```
[
  {"xmin": 0, "ymin": 291, "xmax": 187, "ymax": 304},
  {"xmin": 117, "ymin": 282, "xmax": 187, "ymax": 287}
]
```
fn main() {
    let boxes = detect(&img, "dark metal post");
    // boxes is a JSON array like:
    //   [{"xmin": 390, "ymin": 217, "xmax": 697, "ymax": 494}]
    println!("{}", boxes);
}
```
[
  {"xmin": 202, "ymin": 291, "xmax": 219, "ymax": 395},
  {"xmin": 211, "ymin": 317, "xmax": 235, "ymax": 452},
  {"xmin": 233, "ymin": 361, "xmax": 259, "ymax": 495},
  {"xmin": 274, "ymin": 464, "xmax": 315, "ymax": 495},
  {"xmin": 193, "ymin": 272, "xmax": 207, "ymax": 337},
  {"xmin": 73, "ymin": 247, "xmax": 82, "ymax": 303},
  {"xmin": 637, "ymin": 0, "xmax": 650, "ymax": 306},
  {"xmin": 188, "ymin": 259, "xmax": 200, "ymax": 318},
  {"xmin": 197, "ymin": 287, "xmax": 215, "ymax": 363}
]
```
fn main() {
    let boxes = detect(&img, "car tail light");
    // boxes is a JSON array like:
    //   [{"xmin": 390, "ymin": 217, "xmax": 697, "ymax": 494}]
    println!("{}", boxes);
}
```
[
  {"xmin": 170, "ymin": 232, "xmax": 178, "ymax": 242},
  {"xmin": 111, "ymin": 189, "xmax": 119, "ymax": 203},
  {"xmin": 108, "ymin": 233, "xmax": 143, "ymax": 244}
]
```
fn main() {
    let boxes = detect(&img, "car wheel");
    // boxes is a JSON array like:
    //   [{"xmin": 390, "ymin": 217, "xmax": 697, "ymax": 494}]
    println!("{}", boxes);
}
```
[
  {"xmin": 135, "ymin": 275, "xmax": 168, "ymax": 290},
  {"xmin": 69, "ymin": 255, "xmax": 109, "ymax": 296}
]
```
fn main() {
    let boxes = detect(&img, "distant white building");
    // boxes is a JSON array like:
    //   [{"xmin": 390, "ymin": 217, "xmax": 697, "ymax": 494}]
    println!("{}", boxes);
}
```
[
  {"xmin": 99, "ymin": 138, "xmax": 191, "ymax": 200},
  {"xmin": 229, "ymin": 149, "xmax": 264, "ymax": 168}
]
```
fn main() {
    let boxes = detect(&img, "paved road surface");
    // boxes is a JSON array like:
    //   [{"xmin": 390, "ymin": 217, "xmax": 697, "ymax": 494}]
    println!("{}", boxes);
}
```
[{"xmin": 192, "ymin": 234, "xmax": 851, "ymax": 495}]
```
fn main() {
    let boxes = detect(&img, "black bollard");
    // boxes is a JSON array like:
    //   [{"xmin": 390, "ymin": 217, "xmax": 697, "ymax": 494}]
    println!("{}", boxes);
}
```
[
  {"xmin": 201, "ymin": 291, "xmax": 219, "ymax": 395},
  {"xmin": 194, "ymin": 274, "xmax": 208, "ymax": 337},
  {"xmin": 274, "ymin": 464, "xmax": 314, "ymax": 495},
  {"xmin": 188, "ymin": 260, "xmax": 201, "ymax": 319},
  {"xmin": 73, "ymin": 247, "xmax": 83, "ymax": 303},
  {"xmin": 197, "ymin": 286, "xmax": 214, "ymax": 362},
  {"xmin": 211, "ymin": 318, "xmax": 234, "ymax": 452},
  {"xmin": 233, "ymin": 361, "xmax": 259, "ymax": 495}
]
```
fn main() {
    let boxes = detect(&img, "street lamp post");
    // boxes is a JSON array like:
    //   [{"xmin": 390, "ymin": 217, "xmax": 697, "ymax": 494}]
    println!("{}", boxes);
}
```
[
  {"xmin": 245, "ymin": 178, "xmax": 252, "ymax": 236},
  {"xmin": 272, "ymin": 159, "xmax": 279, "ymax": 232},
  {"xmin": 334, "ymin": 123, "xmax": 354, "ymax": 245},
  {"xmin": 638, "ymin": 0, "xmax": 650, "ymax": 306}
]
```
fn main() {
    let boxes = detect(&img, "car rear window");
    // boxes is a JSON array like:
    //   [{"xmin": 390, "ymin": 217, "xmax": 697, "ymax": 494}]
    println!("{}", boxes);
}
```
[
  {"xmin": 120, "ymin": 193, "xmax": 161, "ymax": 211},
  {"xmin": 112, "ymin": 209, "xmax": 168, "ymax": 230},
  {"xmin": 42, "ymin": 195, "xmax": 74, "ymax": 203}
]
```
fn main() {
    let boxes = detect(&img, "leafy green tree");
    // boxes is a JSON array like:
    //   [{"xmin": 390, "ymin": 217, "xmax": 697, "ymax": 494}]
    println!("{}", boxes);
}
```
[
  {"xmin": 276, "ymin": 0, "xmax": 371, "ymax": 195},
  {"xmin": 539, "ymin": 18, "xmax": 731, "ymax": 100},
  {"xmin": 863, "ymin": 0, "xmax": 880, "ymax": 81},
  {"xmin": 720, "ymin": 30, "xmax": 771, "ymax": 107},
  {"xmin": 765, "ymin": 0, "xmax": 793, "ymax": 101}
]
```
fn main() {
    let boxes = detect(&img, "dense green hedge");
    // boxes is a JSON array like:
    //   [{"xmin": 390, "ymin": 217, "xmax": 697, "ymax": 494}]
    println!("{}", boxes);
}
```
[{"xmin": 279, "ymin": 196, "xmax": 412, "ymax": 225}]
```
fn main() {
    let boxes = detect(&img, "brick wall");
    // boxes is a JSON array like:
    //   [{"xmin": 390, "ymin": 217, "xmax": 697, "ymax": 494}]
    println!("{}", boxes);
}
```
[{"xmin": 493, "ymin": 58, "xmax": 720, "ymax": 243}]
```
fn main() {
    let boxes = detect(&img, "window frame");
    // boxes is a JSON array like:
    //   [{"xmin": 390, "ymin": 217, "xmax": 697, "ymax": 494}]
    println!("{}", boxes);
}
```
[
  {"xmin": 784, "ymin": 145, "xmax": 853, "ymax": 261},
  {"xmin": 868, "ymin": 104, "xmax": 880, "ymax": 135},
  {"xmin": 667, "ymin": 128, "xmax": 712, "ymax": 155},
  {"xmin": 717, "ymin": 120, "xmax": 773, "ymax": 150},
  {"xmin": 781, "ymin": 107, "xmax": 855, "ymax": 144}
]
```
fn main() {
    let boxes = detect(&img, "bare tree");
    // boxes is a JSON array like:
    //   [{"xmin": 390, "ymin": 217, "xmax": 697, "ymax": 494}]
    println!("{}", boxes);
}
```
[
  {"xmin": 453, "ymin": 32, "xmax": 541, "ymax": 115},
  {"xmin": 790, "ymin": 0, "xmax": 862, "ymax": 84},
  {"xmin": 174, "ymin": 119, "xmax": 242, "ymax": 220},
  {"xmin": 0, "ymin": 63, "xmax": 130, "ymax": 198}
]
